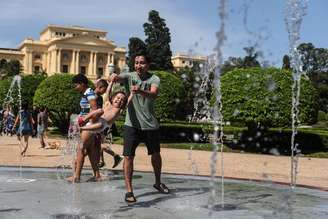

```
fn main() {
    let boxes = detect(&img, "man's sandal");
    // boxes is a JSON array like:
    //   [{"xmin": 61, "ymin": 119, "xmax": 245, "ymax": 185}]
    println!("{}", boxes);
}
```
[
  {"xmin": 153, "ymin": 183, "xmax": 170, "ymax": 194},
  {"xmin": 125, "ymin": 192, "xmax": 137, "ymax": 203}
]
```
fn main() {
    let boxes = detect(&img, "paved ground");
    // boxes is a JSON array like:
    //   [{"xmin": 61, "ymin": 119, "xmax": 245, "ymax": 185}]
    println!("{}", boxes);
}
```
[{"xmin": 0, "ymin": 135, "xmax": 327, "ymax": 190}]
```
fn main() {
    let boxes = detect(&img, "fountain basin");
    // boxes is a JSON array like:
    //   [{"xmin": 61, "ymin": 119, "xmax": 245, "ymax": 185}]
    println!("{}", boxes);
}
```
[{"xmin": 0, "ymin": 166, "xmax": 327, "ymax": 219}]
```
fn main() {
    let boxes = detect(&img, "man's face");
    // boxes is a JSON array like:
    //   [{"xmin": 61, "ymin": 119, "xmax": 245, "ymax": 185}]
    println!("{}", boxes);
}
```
[
  {"xmin": 96, "ymin": 86, "xmax": 107, "ymax": 95},
  {"xmin": 73, "ymin": 83, "xmax": 84, "ymax": 93},
  {"xmin": 134, "ymin": 56, "xmax": 149, "ymax": 74}
]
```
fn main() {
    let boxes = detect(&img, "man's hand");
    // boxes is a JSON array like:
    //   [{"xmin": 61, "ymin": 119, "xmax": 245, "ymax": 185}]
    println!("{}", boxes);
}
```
[
  {"xmin": 109, "ymin": 73, "xmax": 119, "ymax": 82},
  {"xmin": 131, "ymin": 85, "xmax": 140, "ymax": 94}
]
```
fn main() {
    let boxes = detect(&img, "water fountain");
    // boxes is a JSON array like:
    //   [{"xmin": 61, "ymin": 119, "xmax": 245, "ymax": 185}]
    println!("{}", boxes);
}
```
[{"xmin": 1, "ymin": 1, "xmax": 328, "ymax": 218}]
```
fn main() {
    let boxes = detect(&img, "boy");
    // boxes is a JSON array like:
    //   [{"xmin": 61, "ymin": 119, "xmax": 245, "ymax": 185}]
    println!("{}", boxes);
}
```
[
  {"xmin": 67, "ymin": 74, "xmax": 100, "ymax": 183},
  {"xmin": 89, "ymin": 79, "xmax": 123, "ymax": 169}
]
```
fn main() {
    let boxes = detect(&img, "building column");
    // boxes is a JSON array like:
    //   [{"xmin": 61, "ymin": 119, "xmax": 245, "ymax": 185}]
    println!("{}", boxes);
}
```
[
  {"xmin": 88, "ymin": 51, "xmax": 94, "ymax": 76},
  {"xmin": 76, "ymin": 50, "xmax": 80, "ymax": 73},
  {"xmin": 57, "ymin": 49, "xmax": 62, "ymax": 73},
  {"xmin": 93, "ymin": 52, "xmax": 97, "ymax": 76},
  {"xmin": 28, "ymin": 51, "xmax": 33, "ymax": 74},
  {"xmin": 71, "ymin": 50, "xmax": 76, "ymax": 73}
]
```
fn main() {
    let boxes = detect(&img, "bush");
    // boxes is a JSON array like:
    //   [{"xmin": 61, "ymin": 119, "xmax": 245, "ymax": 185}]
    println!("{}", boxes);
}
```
[
  {"xmin": 152, "ymin": 71, "xmax": 185, "ymax": 121},
  {"xmin": 220, "ymin": 67, "xmax": 318, "ymax": 128},
  {"xmin": 0, "ymin": 74, "xmax": 46, "ymax": 112},
  {"xmin": 33, "ymin": 74, "xmax": 94, "ymax": 133},
  {"xmin": 318, "ymin": 110, "xmax": 326, "ymax": 122},
  {"xmin": 114, "ymin": 120, "xmax": 208, "ymax": 143}
]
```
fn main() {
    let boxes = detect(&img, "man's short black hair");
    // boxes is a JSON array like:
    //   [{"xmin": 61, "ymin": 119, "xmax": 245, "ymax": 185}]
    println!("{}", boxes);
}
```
[
  {"xmin": 72, "ymin": 74, "xmax": 88, "ymax": 85},
  {"xmin": 96, "ymin": 79, "xmax": 108, "ymax": 88},
  {"xmin": 134, "ymin": 53, "xmax": 151, "ymax": 63}
]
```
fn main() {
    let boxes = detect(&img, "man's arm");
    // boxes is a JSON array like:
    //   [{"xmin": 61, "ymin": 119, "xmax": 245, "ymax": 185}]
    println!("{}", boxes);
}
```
[
  {"xmin": 109, "ymin": 73, "xmax": 128, "ymax": 84},
  {"xmin": 131, "ymin": 85, "xmax": 158, "ymax": 98}
]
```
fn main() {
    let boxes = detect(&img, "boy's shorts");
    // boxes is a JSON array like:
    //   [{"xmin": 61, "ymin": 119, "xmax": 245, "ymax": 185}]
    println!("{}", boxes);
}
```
[{"xmin": 123, "ymin": 125, "xmax": 160, "ymax": 156}]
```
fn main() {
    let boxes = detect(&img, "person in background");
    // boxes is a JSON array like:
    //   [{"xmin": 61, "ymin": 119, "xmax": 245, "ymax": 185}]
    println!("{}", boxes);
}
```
[{"xmin": 13, "ymin": 102, "xmax": 34, "ymax": 156}]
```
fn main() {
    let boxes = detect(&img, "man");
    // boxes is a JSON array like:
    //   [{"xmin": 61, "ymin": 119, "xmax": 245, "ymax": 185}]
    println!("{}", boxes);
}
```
[
  {"xmin": 111, "ymin": 54, "xmax": 169, "ymax": 203},
  {"xmin": 67, "ymin": 74, "xmax": 100, "ymax": 183}
]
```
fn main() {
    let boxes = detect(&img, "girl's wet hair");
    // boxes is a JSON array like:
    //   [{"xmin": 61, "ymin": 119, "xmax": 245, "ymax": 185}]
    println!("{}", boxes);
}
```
[{"xmin": 110, "ymin": 91, "xmax": 128, "ymax": 108}]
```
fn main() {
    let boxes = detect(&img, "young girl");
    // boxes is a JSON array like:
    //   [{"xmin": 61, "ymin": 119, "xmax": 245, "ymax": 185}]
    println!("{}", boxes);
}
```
[
  {"xmin": 13, "ymin": 103, "xmax": 34, "ymax": 156},
  {"xmin": 79, "ymin": 81, "xmax": 133, "ymax": 132}
]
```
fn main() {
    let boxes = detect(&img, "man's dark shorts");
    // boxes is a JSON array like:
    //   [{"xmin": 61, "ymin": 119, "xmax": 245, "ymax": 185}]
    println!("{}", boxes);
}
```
[{"xmin": 123, "ymin": 125, "xmax": 160, "ymax": 156}]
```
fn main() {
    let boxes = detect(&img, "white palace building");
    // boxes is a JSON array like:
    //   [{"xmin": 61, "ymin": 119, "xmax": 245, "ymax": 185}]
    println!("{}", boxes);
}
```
[{"xmin": 0, "ymin": 25, "xmax": 127, "ymax": 79}]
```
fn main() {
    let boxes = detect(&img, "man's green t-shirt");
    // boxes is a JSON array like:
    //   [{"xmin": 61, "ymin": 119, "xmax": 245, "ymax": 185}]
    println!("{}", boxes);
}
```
[{"xmin": 120, "ymin": 72, "xmax": 160, "ymax": 130}]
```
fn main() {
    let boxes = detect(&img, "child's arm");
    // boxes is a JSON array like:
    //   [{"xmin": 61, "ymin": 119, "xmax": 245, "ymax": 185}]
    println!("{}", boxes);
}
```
[
  {"xmin": 82, "ymin": 108, "xmax": 104, "ymax": 123},
  {"xmin": 80, "ymin": 122, "xmax": 103, "ymax": 131},
  {"xmin": 12, "ymin": 115, "xmax": 20, "ymax": 130},
  {"xmin": 126, "ymin": 92, "xmax": 134, "ymax": 107},
  {"xmin": 105, "ymin": 80, "xmax": 114, "ymax": 102}
]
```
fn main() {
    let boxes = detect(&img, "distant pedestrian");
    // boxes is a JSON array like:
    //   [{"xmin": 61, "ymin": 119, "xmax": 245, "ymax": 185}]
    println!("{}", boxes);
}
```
[{"xmin": 13, "ymin": 102, "xmax": 34, "ymax": 156}]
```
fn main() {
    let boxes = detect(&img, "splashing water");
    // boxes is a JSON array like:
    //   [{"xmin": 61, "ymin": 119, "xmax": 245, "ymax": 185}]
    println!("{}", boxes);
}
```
[
  {"xmin": 3, "ymin": 76, "xmax": 22, "ymax": 120},
  {"xmin": 284, "ymin": 0, "xmax": 308, "ymax": 188},
  {"xmin": 207, "ymin": 0, "xmax": 227, "ymax": 211}
]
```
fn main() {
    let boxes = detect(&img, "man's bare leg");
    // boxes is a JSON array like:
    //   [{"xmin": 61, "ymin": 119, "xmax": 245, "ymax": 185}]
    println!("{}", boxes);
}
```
[
  {"xmin": 123, "ymin": 156, "xmax": 134, "ymax": 192},
  {"xmin": 151, "ymin": 152, "xmax": 162, "ymax": 185}
]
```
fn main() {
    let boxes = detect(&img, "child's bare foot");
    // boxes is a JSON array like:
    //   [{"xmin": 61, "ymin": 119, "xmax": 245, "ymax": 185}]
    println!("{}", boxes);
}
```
[{"xmin": 66, "ymin": 176, "xmax": 80, "ymax": 183}]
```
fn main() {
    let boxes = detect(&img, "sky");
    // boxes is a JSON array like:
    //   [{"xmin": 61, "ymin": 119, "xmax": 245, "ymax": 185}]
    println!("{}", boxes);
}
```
[{"xmin": 0, "ymin": 0, "xmax": 327, "ymax": 66}]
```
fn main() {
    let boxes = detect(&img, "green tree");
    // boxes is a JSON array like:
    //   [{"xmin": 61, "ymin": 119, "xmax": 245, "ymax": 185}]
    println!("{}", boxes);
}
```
[
  {"xmin": 297, "ymin": 43, "xmax": 328, "ymax": 112},
  {"xmin": 0, "ymin": 74, "xmax": 46, "ymax": 113},
  {"xmin": 127, "ymin": 37, "xmax": 147, "ymax": 71},
  {"xmin": 282, "ymin": 55, "xmax": 291, "ymax": 70},
  {"xmin": 221, "ymin": 46, "xmax": 261, "ymax": 74},
  {"xmin": 220, "ymin": 67, "xmax": 318, "ymax": 128},
  {"xmin": 152, "ymin": 71, "xmax": 184, "ymax": 120},
  {"xmin": 0, "ymin": 60, "xmax": 22, "ymax": 78},
  {"xmin": 143, "ymin": 10, "xmax": 173, "ymax": 70}
]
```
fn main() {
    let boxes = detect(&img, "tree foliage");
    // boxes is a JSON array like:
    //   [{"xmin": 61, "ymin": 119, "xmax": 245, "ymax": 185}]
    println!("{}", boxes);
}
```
[
  {"xmin": 0, "ymin": 74, "xmax": 46, "ymax": 113},
  {"xmin": 221, "ymin": 46, "xmax": 261, "ymax": 74},
  {"xmin": 33, "ymin": 74, "xmax": 93, "ymax": 133},
  {"xmin": 127, "ymin": 37, "xmax": 147, "ymax": 71},
  {"xmin": 152, "ymin": 71, "xmax": 184, "ymax": 120},
  {"xmin": 221, "ymin": 67, "xmax": 318, "ymax": 128},
  {"xmin": 143, "ymin": 10, "xmax": 173, "ymax": 71},
  {"xmin": 297, "ymin": 43, "xmax": 328, "ymax": 112},
  {"xmin": 0, "ymin": 59, "xmax": 22, "ymax": 79},
  {"xmin": 282, "ymin": 55, "xmax": 291, "ymax": 70}
]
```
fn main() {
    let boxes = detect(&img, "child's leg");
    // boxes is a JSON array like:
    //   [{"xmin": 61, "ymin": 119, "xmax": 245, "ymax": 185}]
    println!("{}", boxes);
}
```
[
  {"xmin": 73, "ymin": 130, "xmax": 93, "ymax": 181},
  {"xmin": 102, "ymin": 144, "xmax": 116, "ymax": 157},
  {"xmin": 21, "ymin": 135, "xmax": 29, "ymax": 156}
]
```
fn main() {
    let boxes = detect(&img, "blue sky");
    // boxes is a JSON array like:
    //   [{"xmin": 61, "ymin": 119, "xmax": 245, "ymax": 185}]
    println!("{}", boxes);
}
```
[{"xmin": 0, "ymin": 0, "xmax": 326, "ymax": 66}]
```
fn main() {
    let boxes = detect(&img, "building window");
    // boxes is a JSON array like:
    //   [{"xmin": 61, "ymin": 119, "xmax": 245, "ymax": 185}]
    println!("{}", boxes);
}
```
[
  {"xmin": 81, "ymin": 54, "xmax": 87, "ymax": 62},
  {"xmin": 80, "ymin": 66, "xmax": 86, "ymax": 75},
  {"xmin": 34, "ymin": 66, "xmax": 40, "ymax": 72},
  {"xmin": 182, "ymin": 60, "xmax": 185, "ymax": 64},
  {"xmin": 97, "ymin": 68, "xmax": 103, "ymax": 78},
  {"xmin": 98, "ymin": 57, "xmax": 103, "ymax": 64},
  {"xmin": 62, "ymin": 65, "xmax": 68, "ymax": 73},
  {"xmin": 63, "ymin": 53, "xmax": 69, "ymax": 61},
  {"xmin": 34, "ymin": 54, "xmax": 41, "ymax": 59}
]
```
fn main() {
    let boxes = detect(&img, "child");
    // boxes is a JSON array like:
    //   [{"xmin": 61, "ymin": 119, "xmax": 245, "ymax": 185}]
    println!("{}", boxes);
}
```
[
  {"xmin": 90, "ymin": 79, "xmax": 123, "ymax": 169},
  {"xmin": 37, "ymin": 106, "xmax": 48, "ymax": 148},
  {"xmin": 67, "ymin": 74, "xmax": 100, "ymax": 183},
  {"xmin": 13, "ymin": 103, "xmax": 34, "ymax": 156},
  {"xmin": 78, "ymin": 81, "xmax": 132, "ymax": 170}
]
